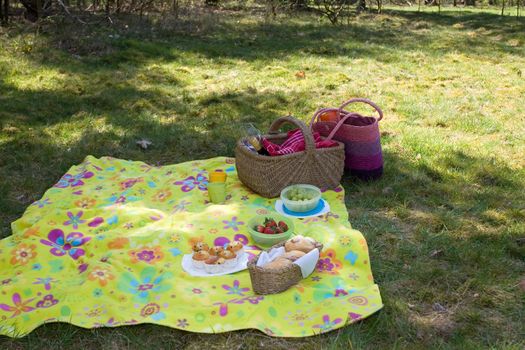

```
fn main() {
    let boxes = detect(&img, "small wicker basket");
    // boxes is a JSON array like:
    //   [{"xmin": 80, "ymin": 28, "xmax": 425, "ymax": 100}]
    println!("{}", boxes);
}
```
[
  {"xmin": 247, "ymin": 241, "xmax": 323, "ymax": 295},
  {"xmin": 235, "ymin": 116, "xmax": 345, "ymax": 198}
]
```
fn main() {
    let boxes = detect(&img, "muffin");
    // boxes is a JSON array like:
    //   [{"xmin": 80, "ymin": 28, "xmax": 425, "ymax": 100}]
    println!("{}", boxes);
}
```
[
  {"xmin": 282, "ymin": 250, "xmax": 306, "ymax": 262},
  {"xmin": 219, "ymin": 250, "xmax": 237, "ymax": 267},
  {"xmin": 209, "ymin": 246, "xmax": 224, "ymax": 256},
  {"xmin": 192, "ymin": 241, "xmax": 209, "ymax": 253},
  {"xmin": 284, "ymin": 235, "xmax": 316, "ymax": 253},
  {"xmin": 192, "ymin": 250, "xmax": 210, "ymax": 269},
  {"xmin": 227, "ymin": 241, "xmax": 244, "ymax": 255},
  {"xmin": 204, "ymin": 257, "xmax": 227, "ymax": 274},
  {"xmin": 204, "ymin": 256, "xmax": 219, "ymax": 265}
]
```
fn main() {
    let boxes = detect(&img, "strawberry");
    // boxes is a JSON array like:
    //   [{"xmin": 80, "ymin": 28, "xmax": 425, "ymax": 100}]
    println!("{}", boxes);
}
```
[
  {"xmin": 263, "ymin": 227, "xmax": 274, "ymax": 235},
  {"xmin": 278, "ymin": 221, "xmax": 288, "ymax": 231},
  {"xmin": 275, "ymin": 227, "xmax": 283, "ymax": 234},
  {"xmin": 256, "ymin": 225, "xmax": 265, "ymax": 233}
]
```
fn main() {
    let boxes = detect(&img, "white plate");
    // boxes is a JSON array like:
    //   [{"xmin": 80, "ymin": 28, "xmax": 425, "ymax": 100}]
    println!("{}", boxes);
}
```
[
  {"xmin": 181, "ymin": 252, "xmax": 249, "ymax": 277},
  {"xmin": 275, "ymin": 199, "xmax": 330, "ymax": 219}
]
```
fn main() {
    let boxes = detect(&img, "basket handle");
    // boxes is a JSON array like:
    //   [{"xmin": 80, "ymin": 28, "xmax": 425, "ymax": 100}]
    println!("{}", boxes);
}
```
[
  {"xmin": 338, "ymin": 98, "xmax": 383, "ymax": 121},
  {"xmin": 268, "ymin": 116, "xmax": 316, "ymax": 153},
  {"xmin": 325, "ymin": 112, "xmax": 364, "ymax": 140}
]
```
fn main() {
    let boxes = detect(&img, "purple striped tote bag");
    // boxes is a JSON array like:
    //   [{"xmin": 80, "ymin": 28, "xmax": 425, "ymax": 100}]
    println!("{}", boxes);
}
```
[{"xmin": 310, "ymin": 98, "xmax": 384, "ymax": 180}]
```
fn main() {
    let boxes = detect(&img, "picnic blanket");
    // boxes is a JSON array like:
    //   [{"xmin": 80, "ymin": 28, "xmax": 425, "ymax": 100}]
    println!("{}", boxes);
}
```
[{"xmin": 0, "ymin": 156, "xmax": 382, "ymax": 337}]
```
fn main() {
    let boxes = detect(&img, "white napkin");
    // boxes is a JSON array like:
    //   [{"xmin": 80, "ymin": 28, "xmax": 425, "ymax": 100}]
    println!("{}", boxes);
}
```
[
  {"xmin": 256, "ymin": 247, "xmax": 286, "ymax": 267},
  {"xmin": 256, "ymin": 247, "xmax": 320, "ymax": 278},
  {"xmin": 293, "ymin": 248, "xmax": 319, "ymax": 278}
]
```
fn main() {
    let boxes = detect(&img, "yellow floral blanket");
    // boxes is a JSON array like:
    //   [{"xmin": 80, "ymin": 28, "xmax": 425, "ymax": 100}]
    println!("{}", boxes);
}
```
[{"xmin": 0, "ymin": 156, "xmax": 382, "ymax": 337}]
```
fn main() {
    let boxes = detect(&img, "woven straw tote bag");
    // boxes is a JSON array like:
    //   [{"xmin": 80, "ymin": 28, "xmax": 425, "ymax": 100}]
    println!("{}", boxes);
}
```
[
  {"xmin": 310, "ymin": 98, "xmax": 384, "ymax": 180},
  {"xmin": 235, "ymin": 116, "xmax": 345, "ymax": 198}
]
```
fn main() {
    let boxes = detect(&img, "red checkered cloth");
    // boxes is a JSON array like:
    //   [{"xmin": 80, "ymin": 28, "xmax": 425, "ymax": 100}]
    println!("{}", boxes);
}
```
[{"xmin": 262, "ymin": 128, "xmax": 338, "ymax": 156}]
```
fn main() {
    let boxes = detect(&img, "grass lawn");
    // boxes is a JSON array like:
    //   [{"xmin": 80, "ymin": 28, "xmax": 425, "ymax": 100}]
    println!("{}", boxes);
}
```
[{"xmin": 1, "ymin": 5, "xmax": 524, "ymax": 349}]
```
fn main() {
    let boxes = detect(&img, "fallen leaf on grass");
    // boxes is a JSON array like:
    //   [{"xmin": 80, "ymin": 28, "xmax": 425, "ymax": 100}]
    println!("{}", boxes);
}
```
[
  {"xmin": 295, "ymin": 71, "xmax": 306, "ymax": 79},
  {"xmin": 519, "ymin": 279, "xmax": 525, "ymax": 292},
  {"xmin": 430, "ymin": 249, "xmax": 444, "ymax": 258},
  {"xmin": 432, "ymin": 302, "xmax": 447, "ymax": 313},
  {"xmin": 136, "ymin": 139, "xmax": 152, "ymax": 150}
]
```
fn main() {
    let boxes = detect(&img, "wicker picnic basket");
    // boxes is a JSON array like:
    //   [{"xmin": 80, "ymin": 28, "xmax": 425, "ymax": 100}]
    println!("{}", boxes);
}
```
[
  {"xmin": 311, "ymin": 98, "xmax": 384, "ymax": 180},
  {"xmin": 235, "ymin": 116, "xmax": 345, "ymax": 198},
  {"xmin": 247, "ymin": 241, "xmax": 323, "ymax": 295}
]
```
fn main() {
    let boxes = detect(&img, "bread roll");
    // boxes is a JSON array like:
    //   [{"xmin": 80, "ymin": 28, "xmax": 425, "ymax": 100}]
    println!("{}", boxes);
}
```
[
  {"xmin": 282, "ymin": 250, "xmax": 306, "ymax": 262},
  {"xmin": 284, "ymin": 235, "xmax": 316, "ymax": 253},
  {"xmin": 263, "ymin": 257, "xmax": 292, "ymax": 270}
]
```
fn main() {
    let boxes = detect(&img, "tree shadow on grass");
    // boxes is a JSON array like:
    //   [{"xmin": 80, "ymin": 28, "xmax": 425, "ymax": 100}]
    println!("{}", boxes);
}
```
[
  {"xmin": 6, "ymin": 8, "xmax": 524, "ymax": 80},
  {"xmin": 0, "ymin": 85, "xmax": 312, "ymax": 237},
  {"xmin": 336, "ymin": 147, "xmax": 524, "ymax": 344},
  {"xmin": 384, "ymin": 8, "xmax": 525, "ymax": 34}
]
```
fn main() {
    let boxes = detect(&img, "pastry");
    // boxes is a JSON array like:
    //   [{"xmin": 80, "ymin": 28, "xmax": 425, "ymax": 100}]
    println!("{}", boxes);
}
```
[
  {"xmin": 204, "ymin": 256, "xmax": 226, "ymax": 274},
  {"xmin": 192, "ymin": 241, "xmax": 209, "ymax": 253},
  {"xmin": 284, "ymin": 235, "xmax": 316, "ymax": 253},
  {"xmin": 219, "ymin": 250, "xmax": 237, "ymax": 267},
  {"xmin": 282, "ymin": 250, "xmax": 306, "ymax": 262},
  {"xmin": 204, "ymin": 256, "xmax": 219, "ymax": 265},
  {"xmin": 227, "ymin": 241, "xmax": 244, "ymax": 255},
  {"xmin": 209, "ymin": 246, "xmax": 224, "ymax": 256},
  {"xmin": 192, "ymin": 250, "xmax": 210, "ymax": 269},
  {"xmin": 263, "ymin": 257, "xmax": 292, "ymax": 270}
]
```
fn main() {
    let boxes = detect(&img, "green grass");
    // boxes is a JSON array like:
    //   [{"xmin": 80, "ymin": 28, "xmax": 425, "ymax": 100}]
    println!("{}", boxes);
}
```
[{"xmin": 1, "ymin": 5, "xmax": 524, "ymax": 349}]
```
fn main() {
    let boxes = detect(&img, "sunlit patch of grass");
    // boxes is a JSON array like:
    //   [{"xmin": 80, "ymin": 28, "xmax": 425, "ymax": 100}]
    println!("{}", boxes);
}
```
[{"xmin": 1, "ymin": 5, "xmax": 524, "ymax": 349}]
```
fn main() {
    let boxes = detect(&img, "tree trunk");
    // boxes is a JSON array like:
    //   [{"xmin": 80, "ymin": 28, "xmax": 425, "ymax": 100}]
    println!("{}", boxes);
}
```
[
  {"xmin": 5, "ymin": 0, "xmax": 8, "ymax": 24},
  {"xmin": 453, "ymin": 0, "xmax": 457, "ymax": 6},
  {"xmin": 465, "ymin": 0, "xmax": 475, "ymax": 6},
  {"xmin": 0, "ymin": 0, "xmax": 4, "ymax": 25},
  {"xmin": 171, "ymin": 0, "xmax": 178, "ymax": 16},
  {"xmin": 357, "ymin": 0, "xmax": 367, "ymax": 12},
  {"xmin": 291, "ymin": 0, "xmax": 308, "ymax": 9},
  {"xmin": 376, "ymin": 0, "xmax": 382, "ymax": 13},
  {"xmin": 501, "ymin": 0, "xmax": 506, "ymax": 15},
  {"xmin": 36, "ymin": 0, "xmax": 42, "ymax": 18}
]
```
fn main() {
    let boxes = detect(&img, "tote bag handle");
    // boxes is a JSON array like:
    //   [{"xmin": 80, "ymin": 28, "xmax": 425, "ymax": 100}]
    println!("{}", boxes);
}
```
[{"xmin": 337, "ymin": 98, "xmax": 383, "ymax": 121}]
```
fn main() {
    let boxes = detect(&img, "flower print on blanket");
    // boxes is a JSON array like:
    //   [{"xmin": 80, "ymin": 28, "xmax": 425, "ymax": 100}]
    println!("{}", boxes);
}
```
[
  {"xmin": 174, "ymin": 172, "xmax": 208, "ymax": 192},
  {"xmin": 0, "ymin": 156, "xmax": 382, "ymax": 338},
  {"xmin": 40, "ymin": 229, "xmax": 91, "ymax": 260}
]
